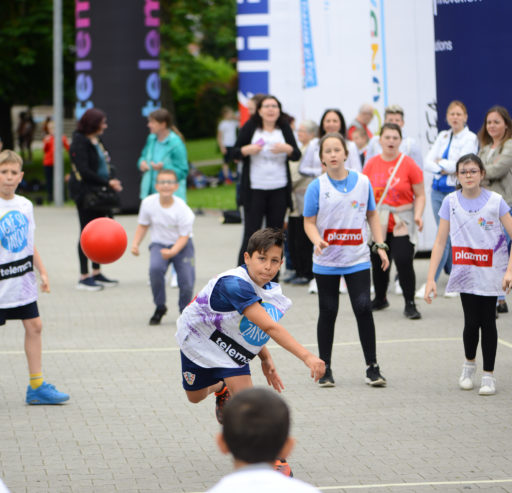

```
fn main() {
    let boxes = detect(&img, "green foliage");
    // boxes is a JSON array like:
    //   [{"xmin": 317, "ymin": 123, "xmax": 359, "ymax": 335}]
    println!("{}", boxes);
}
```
[
  {"xmin": 185, "ymin": 137, "xmax": 222, "ymax": 162},
  {"xmin": 160, "ymin": 0, "xmax": 238, "ymax": 139},
  {"xmin": 186, "ymin": 183, "xmax": 237, "ymax": 210}
]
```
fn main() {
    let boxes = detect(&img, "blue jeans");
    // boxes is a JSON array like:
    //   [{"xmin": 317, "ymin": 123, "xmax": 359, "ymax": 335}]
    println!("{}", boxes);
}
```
[
  {"xmin": 149, "ymin": 240, "xmax": 195, "ymax": 312},
  {"xmin": 431, "ymin": 188, "xmax": 452, "ymax": 282}
]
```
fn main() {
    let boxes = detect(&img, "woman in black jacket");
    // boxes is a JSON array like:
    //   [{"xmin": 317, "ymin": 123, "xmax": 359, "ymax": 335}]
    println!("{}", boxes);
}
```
[
  {"xmin": 233, "ymin": 95, "xmax": 301, "ymax": 266},
  {"xmin": 69, "ymin": 108, "xmax": 123, "ymax": 291}
]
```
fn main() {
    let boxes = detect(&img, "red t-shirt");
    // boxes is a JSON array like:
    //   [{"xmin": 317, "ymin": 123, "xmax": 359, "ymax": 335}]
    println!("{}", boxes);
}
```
[
  {"xmin": 43, "ymin": 134, "xmax": 70, "ymax": 166},
  {"xmin": 363, "ymin": 153, "xmax": 423, "ymax": 231}
]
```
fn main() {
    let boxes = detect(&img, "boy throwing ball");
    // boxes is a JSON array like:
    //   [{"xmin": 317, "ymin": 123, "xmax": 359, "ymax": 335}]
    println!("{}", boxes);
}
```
[
  {"xmin": 176, "ymin": 228, "xmax": 325, "ymax": 475},
  {"xmin": 0, "ymin": 150, "xmax": 68, "ymax": 404}
]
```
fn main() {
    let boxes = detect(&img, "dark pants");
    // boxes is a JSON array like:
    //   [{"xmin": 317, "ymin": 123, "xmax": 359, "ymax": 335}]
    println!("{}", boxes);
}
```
[
  {"xmin": 371, "ymin": 232, "xmax": 416, "ymax": 303},
  {"xmin": 237, "ymin": 187, "xmax": 288, "ymax": 266},
  {"xmin": 77, "ymin": 207, "xmax": 111, "ymax": 275},
  {"xmin": 287, "ymin": 216, "xmax": 313, "ymax": 278},
  {"xmin": 460, "ymin": 293, "xmax": 498, "ymax": 372},
  {"xmin": 44, "ymin": 165, "xmax": 53, "ymax": 202},
  {"xmin": 149, "ymin": 241, "xmax": 195, "ymax": 313},
  {"xmin": 315, "ymin": 269, "xmax": 377, "ymax": 367}
]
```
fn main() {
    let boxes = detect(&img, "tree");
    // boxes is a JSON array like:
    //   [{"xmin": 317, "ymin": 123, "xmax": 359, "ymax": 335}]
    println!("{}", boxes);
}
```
[
  {"xmin": 0, "ymin": 0, "xmax": 75, "ymax": 149},
  {"xmin": 160, "ymin": 0, "xmax": 237, "ymax": 139}
]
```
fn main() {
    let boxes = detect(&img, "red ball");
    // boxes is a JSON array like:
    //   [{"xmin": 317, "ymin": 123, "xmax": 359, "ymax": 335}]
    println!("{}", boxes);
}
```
[{"xmin": 80, "ymin": 218, "xmax": 127, "ymax": 264}]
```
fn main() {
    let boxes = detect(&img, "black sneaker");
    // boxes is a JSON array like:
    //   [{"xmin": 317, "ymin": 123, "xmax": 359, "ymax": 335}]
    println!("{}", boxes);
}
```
[
  {"xmin": 404, "ymin": 301, "xmax": 421, "ymax": 319},
  {"xmin": 318, "ymin": 367, "xmax": 335, "ymax": 387},
  {"xmin": 365, "ymin": 364, "xmax": 387, "ymax": 387},
  {"xmin": 93, "ymin": 273, "xmax": 119, "ymax": 287},
  {"xmin": 149, "ymin": 305, "xmax": 167, "ymax": 325},
  {"xmin": 497, "ymin": 301, "xmax": 508, "ymax": 313},
  {"xmin": 371, "ymin": 298, "xmax": 390, "ymax": 311}
]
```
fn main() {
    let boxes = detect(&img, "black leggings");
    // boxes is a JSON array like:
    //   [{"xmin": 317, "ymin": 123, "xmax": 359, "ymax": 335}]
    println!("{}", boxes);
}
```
[
  {"xmin": 287, "ymin": 216, "xmax": 313, "ymax": 279},
  {"xmin": 238, "ymin": 187, "xmax": 288, "ymax": 266},
  {"xmin": 460, "ymin": 293, "xmax": 498, "ymax": 372},
  {"xmin": 315, "ymin": 269, "xmax": 377, "ymax": 367},
  {"xmin": 77, "ymin": 207, "xmax": 111, "ymax": 275},
  {"xmin": 371, "ymin": 233, "xmax": 416, "ymax": 302}
]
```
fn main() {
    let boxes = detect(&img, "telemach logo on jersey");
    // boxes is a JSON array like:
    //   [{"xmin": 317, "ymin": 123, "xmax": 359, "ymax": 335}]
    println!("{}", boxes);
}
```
[
  {"xmin": 452, "ymin": 247, "xmax": 493, "ymax": 267},
  {"xmin": 324, "ymin": 228, "xmax": 363, "ymax": 246}
]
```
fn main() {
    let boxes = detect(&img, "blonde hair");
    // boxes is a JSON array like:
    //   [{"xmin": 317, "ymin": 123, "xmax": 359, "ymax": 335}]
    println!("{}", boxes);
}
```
[{"xmin": 0, "ymin": 150, "xmax": 23, "ymax": 168}]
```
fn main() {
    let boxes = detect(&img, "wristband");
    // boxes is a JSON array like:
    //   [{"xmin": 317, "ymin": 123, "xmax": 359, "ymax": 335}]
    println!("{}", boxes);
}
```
[{"xmin": 372, "ymin": 242, "xmax": 389, "ymax": 253}]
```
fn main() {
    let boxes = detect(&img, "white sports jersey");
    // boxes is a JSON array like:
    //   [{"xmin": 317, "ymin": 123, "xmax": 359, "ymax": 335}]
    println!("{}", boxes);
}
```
[
  {"xmin": 0, "ymin": 195, "xmax": 37, "ymax": 309},
  {"xmin": 313, "ymin": 172, "xmax": 371, "ymax": 268},
  {"xmin": 176, "ymin": 266, "xmax": 292, "ymax": 368},
  {"xmin": 446, "ymin": 191, "xmax": 509, "ymax": 296}
]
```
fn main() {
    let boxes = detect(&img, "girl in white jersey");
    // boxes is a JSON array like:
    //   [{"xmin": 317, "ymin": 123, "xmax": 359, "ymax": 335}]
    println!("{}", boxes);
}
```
[
  {"xmin": 303, "ymin": 133, "xmax": 390, "ymax": 387},
  {"xmin": 425, "ymin": 154, "xmax": 512, "ymax": 395}
]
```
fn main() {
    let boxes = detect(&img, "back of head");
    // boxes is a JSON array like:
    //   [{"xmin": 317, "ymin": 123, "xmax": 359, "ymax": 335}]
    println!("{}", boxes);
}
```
[{"xmin": 222, "ymin": 388, "xmax": 290, "ymax": 463}]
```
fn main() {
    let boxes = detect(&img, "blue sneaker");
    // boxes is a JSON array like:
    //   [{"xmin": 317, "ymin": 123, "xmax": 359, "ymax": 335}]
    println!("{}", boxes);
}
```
[{"xmin": 26, "ymin": 382, "xmax": 70, "ymax": 405}]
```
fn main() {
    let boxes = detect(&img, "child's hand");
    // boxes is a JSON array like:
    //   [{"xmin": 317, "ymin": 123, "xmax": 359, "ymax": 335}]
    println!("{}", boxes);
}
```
[
  {"xmin": 40, "ymin": 273, "xmax": 50, "ymax": 293},
  {"xmin": 304, "ymin": 353, "xmax": 325, "ymax": 382},
  {"xmin": 423, "ymin": 281, "xmax": 437, "ymax": 304},
  {"xmin": 377, "ymin": 249, "xmax": 390, "ymax": 271},
  {"xmin": 313, "ymin": 239, "xmax": 329, "ymax": 256},
  {"xmin": 502, "ymin": 271, "xmax": 512, "ymax": 294},
  {"xmin": 160, "ymin": 248, "xmax": 174, "ymax": 260},
  {"xmin": 415, "ymin": 216, "xmax": 424, "ymax": 232},
  {"xmin": 261, "ymin": 358, "xmax": 284, "ymax": 393},
  {"xmin": 131, "ymin": 245, "xmax": 140, "ymax": 256}
]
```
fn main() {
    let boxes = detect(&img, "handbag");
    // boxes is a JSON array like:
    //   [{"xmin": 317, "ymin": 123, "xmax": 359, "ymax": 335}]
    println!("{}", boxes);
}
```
[{"xmin": 82, "ymin": 186, "xmax": 120, "ymax": 212}]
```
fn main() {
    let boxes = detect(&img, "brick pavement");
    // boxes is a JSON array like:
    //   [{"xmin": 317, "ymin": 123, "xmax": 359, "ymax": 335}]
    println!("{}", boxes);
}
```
[{"xmin": 1, "ymin": 206, "xmax": 512, "ymax": 493}]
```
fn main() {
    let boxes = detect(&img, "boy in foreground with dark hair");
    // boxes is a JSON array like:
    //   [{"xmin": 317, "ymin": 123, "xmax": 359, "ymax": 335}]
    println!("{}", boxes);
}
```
[
  {"xmin": 208, "ymin": 388, "xmax": 320, "ymax": 492},
  {"xmin": 176, "ymin": 228, "xmax": 325, "ymax": 475}
]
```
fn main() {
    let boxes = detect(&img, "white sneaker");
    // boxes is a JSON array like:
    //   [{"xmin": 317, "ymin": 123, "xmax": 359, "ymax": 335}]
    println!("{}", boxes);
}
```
[
  {"xmin": 339, "ymin": 277, "xmax": 347, "ymax": 294},
  {"xmin": 170, "ymin": 271, "xmax": 178, "ymax": 288},
  {"xmin": 444, "ymin": 290, "xmax": 458, "ymax": 298},
  {"xmin": 394, "ymin": 279, "xmax": 403, "ymax": 295},
  {"xmin": 459, "ymin": 362, "xmax": 476, "ymax": 390},
  {"xmin": 479, "ymin": 375, "xmax": 496, "ymax": 395},
  {"xmin": 415, "ymin": 283, "xmax": 426, "ymax": 299},
  {"xmin": 371, "ymin": 284, "xmax": 375, "ymax": 295},
  {"xmin": 308, "ymin": 278, "xmax": 318, "ymax": 294}
]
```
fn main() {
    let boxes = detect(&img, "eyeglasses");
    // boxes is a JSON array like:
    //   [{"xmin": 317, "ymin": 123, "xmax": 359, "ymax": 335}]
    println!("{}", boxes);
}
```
[
  {"xmin": 156, "ymin": 180, "xmax": 178, "ymax": 185},
  {"xmin": 261, "ymin": 104, "xmax": 279, "ymax": 109},
  {"xmin": 458, "ymin": 169, "xmax": 480, "ymax": 176}
]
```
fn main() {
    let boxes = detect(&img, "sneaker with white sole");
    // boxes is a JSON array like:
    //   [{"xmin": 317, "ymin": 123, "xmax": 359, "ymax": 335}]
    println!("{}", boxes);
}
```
[
  {"xmin": 479, "ymin": 375, "xmax": 496, "ymax": 395},
  {"xmin": 459, "ymin": 362, "xmax": 476, "ymax": 390},
  {"xmin": 394, "ymin": 279, "xmax": 403, "ymax": 295},
  {"xmin": 415, "ymin": 283, "xmax": 426, "ymax": 299},
  {"xmin": 308, "ymin": 278, "xmax": 318, "ymax": 294},
  {"xmin": 76, "ymin": 277, "xmax": 103, "ymax": 291},
  {"xmin": 339, "ymin": 277, "xmax": 347, "ymax": 294},
  {"xmin": 93, "ymin": 273, "xmax": 119, "ymax": 287},
  {"xmin": 365, "ymin": 364, "xmax": 387, "ymax": 387}
]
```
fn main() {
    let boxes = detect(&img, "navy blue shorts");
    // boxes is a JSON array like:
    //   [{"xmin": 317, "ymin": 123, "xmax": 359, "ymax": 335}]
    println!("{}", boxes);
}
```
[
  {"xmin": 0, "ymin": 301, "xmax": 39, "ymax": 326},
  {"xmin": 180, "ymin": 351, "xmax": 251, "ymax": 391}
]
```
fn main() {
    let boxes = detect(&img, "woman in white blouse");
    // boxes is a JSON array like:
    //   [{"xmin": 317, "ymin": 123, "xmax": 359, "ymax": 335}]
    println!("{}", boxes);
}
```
[{"xmin": 418, "ymin": 101, "xmax": 478, "ymax": 298}]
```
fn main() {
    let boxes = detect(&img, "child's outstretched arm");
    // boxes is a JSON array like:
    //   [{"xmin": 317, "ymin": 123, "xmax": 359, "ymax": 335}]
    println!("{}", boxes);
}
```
[
  {"xmin": 500, "ymin": 212, "xmax": 512, "ymax": 293},
  {"xmin": 33, "ymin": 247, "xmax": 49, "ymax": 293},
  {"xmin": 243, "ymin": 302, "xmax": 325, "ymax": 381},
  {"xmin": 131, "ymin": 224, "xmax": 149, "ymax": 256},
  {"xmin": 424, "ymin": 218, "xmax": 450, "ymax": 303},
  {"xmin": 258, "ymin": 346, "xmax": 284, "ymax": 392}
]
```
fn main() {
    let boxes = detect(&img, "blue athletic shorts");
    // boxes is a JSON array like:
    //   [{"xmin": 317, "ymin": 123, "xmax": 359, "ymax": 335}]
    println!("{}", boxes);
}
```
[
  {"xmin": 0, "ymin": 301, "xmax": 39, "ymax": 326},
  {"xmin": 180, "ymin": 351, "xmax": 251, "ymax": 390}
]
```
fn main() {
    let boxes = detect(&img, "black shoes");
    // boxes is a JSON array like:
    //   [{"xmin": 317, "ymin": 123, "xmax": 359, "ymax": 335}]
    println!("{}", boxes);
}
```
[
  {"xmin": 149, "ymin": 305, "xmax": 167, "ymax": 325},
  {"xmin": 365, "ymin": 364, "xmax": 387, "ymax": 387},
  {"xmin": 318, "ymin": 367, "xmax": 335, "ymax": 387},
  {"xmin": 404, "ymin": 301, "xmax": 421, "ymax": 319},
  {"xmin": 497, "ymin": 301, "xmax": 508, "ymax": 313},
  {"xmin": 371, "ymin": 298, "xmax": 390, "ymax": 311},
  {"xmin": 290, "ymin": 276, "xmax": 310, "ymax": 285}
]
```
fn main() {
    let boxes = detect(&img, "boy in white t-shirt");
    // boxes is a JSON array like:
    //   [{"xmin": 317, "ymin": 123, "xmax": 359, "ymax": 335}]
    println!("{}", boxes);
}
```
[
  {"xmin": 131, "ymin": 169, "xmax": 195, "ymax": 325},
  {"xmin": 0, "ymin": 150, "xmax": 69, "ymax": 404},
  {"xmin": 217, "ymin": 107, "xmax": 239, "ymax": 184},
  {"xmin": 208, "ymin": 387, "xmax": 320, "ymax": 492}
]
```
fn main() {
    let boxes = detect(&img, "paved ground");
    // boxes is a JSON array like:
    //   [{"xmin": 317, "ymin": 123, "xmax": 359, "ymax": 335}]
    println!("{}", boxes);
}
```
[{"xmin": 1, "ymin": 206, "xmax": 512, "ymax": 493}]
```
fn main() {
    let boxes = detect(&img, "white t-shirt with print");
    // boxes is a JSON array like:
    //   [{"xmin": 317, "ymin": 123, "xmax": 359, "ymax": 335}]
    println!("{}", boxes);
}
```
[
  {"xmin": 137, "ymin": 194, "xmax": 195, "ymax": 245},
  {"xmin": 250, "ymin": 128, "xmax": 288, "ymax": 190}
]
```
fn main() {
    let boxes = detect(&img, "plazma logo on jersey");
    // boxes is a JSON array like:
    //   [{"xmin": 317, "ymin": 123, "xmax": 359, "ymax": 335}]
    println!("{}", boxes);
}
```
[
  {"xmin": 0, "ymin": 211, "xmax": 29, "ymax": 253},
  {"xmin": 239, "ymin": 302, "xmax": 283, "ymax": 346}
]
